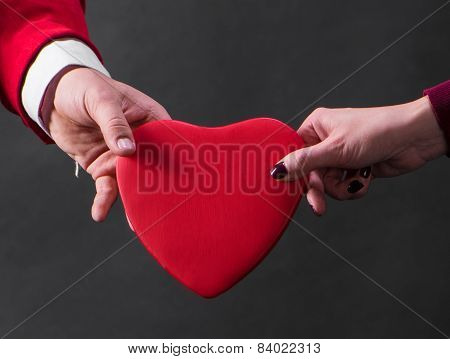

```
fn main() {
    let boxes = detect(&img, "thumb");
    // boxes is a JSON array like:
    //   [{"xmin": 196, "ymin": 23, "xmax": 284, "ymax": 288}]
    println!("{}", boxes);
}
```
[
  {"xmin": 270, "ymin": 139, "xmax": 336, "ymax": 181},
  {"xmin": 92, "ymin": 99, "xmax": 135, "ymax": 156}
]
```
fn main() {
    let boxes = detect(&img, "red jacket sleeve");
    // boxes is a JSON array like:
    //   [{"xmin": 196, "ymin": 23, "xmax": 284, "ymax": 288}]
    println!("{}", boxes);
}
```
[{"xmin": 0, "ymin": 0, "xmax": 101, "ymax": 143}]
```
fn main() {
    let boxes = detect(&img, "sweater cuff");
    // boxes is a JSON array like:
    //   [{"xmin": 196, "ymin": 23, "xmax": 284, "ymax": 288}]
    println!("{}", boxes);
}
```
[{"xmin": 424, "ymin": 80, "xmax": 450, "ymax": 149}]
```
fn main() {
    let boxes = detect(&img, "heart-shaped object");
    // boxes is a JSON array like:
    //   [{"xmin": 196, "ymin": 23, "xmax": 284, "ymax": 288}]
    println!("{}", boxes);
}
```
[{"xmin": 117, "ymin": 118, "xmax": 304, "ymax": 297}]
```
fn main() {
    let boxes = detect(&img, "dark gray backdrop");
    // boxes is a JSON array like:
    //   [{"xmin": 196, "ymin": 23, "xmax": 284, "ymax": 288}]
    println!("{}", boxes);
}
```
[{"xmin": 0, "ymin": 0, "xmax": 448, "ymax": 338}]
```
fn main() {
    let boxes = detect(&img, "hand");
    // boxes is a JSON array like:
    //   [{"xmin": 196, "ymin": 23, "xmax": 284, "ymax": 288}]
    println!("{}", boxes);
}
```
[
  {"xmin": 270, "ymin": 96, "xmax": 446, "ymax": 215},
  {"xmin": 41, "ymin": 66, "xmax": 171, "ymax": 222}
]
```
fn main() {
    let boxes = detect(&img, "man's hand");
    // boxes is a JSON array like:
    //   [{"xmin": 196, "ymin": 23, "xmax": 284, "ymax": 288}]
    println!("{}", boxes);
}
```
[{"xmin": 41, "ymin": 66, "xmax": 171, "ymax": 222}]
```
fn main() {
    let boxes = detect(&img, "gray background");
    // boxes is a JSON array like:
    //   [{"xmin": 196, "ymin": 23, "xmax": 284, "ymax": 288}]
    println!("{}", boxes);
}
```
[{"xmin": 0, "ymin": 0, "xmax": 449, "ymax": 338}]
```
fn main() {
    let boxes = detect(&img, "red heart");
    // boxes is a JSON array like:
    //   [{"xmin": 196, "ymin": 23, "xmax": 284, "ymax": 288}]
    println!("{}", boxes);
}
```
[{"xmin": 117, "ymin": 118, "xmax": 304, "ymax": 297}]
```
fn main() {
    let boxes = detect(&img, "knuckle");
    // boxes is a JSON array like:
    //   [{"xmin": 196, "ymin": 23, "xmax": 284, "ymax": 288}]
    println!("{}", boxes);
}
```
[
  {"xmin": 97, "ymin": 182, "xmax": 115, "ymax": 196},
  {"xmin": 107, "ymin": 117, "xmax": 129, "ymax": 131},
  {"xmin": 146, "ymin": 103, "xmax": 169, "ymax": 121},
  {"xmin": 325, "ymin": 137, "xmax": 345, "ymax": 164},
  {"xmin": 311, "ymin": 107, "xmax": 329, "ymax": 120},
  {"xmin": 293, "ymin": 150, "xmax": 307, "ymax": 173},
  {"xmin": 92, "ymin": 88, "xmax": 118, "ymax": 103},
  {"xmin": 328, "ymin": 136, "xmax": 344, "ymax": 152},
  {"xmin": 86, "ymin": 89, "xmax": 120, "ymax": 115},
  {"xmin": 145, "ymin": 106, "xmax": 158, "ymax": 120}
]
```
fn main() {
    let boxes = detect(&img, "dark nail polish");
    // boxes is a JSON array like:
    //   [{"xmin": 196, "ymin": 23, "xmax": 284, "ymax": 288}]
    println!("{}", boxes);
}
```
[
  {"xmin": 347, "ymin": 180, "xmax": 364, "ymax": 194},
  {"xmin": 360, "ymin": 167, "xmax": 371, "ymax": 178},
  {"xmin": 270, "ymin": 162, "xmax": 288, "ymax": 180}
]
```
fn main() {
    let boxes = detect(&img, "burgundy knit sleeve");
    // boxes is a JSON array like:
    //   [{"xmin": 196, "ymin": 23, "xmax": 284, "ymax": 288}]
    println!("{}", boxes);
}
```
[{"xmin": 424, "ymin": 80, "xmax": 450, "ymax": 147}]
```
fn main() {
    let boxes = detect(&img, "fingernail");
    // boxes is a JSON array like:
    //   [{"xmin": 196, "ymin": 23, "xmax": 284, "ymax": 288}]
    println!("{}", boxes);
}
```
[
  {"xmin": 270, "ymin": 162, "xmax": 288, "ymax": 180},
  {"xmin": 347, "ymin": 180, "xmax": 364, "ymax": 194},
  {"xmin": 117, "ymin": 138, "xmax": 135, "ymax": 151},
  {"xmin": 360, "ymin": 167, "xmax": 371, "ymax": 178}
]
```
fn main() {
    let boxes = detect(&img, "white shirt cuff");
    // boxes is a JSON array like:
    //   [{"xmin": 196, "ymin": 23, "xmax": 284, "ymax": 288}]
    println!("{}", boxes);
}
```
[{"xmin": 21, "ymin": 39, "xmax": 110, "ymax": 137}]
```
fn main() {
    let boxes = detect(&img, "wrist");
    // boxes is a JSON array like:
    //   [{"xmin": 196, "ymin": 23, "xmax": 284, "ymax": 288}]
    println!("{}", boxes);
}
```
[
  {"xmin": 22, "ymin": 39, "xmax": 110, "ymax": 138},
  {"xmin": 40, "ymin": 65, "xmax": 84, "ymax": 134},
  {"xmin": 405, "ymin": 96, "xmax": 447, "ymax": 161}
]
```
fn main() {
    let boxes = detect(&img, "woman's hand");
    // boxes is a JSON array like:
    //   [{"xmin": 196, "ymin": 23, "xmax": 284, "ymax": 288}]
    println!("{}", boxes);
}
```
[
  {"xmin": 41, "ymin": 66, "xmax": 171, "ymax": 222},
  {"xmin": 270, "ymin": 96, "xmax": 447, "ymax": 215}
]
